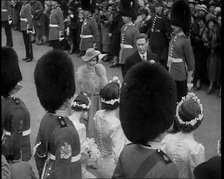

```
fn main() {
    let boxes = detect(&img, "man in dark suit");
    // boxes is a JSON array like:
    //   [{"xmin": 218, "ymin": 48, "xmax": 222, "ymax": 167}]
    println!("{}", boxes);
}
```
[{"xmin": 124, "ymin": 33, "xmax": 159, "ymax": 77}]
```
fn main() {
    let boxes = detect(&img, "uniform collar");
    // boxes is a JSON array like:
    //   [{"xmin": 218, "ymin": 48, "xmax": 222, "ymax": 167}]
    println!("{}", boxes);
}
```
[
  {"xmin": 140, "ymin": 141, "xmax": 164, "ymax": 150},
  {"xmin": 54, "ymin": 110, "xmax": 68, "ymax": 117}
]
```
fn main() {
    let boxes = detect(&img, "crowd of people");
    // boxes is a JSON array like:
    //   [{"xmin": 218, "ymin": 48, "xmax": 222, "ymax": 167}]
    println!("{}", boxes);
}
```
[
  {"xmin": 1, "ymin": 0, "xmax": 221, "ymax": 96},
  {"xmin": 1, "ymin": 0, "xmax": 221, "ymax": 179}
]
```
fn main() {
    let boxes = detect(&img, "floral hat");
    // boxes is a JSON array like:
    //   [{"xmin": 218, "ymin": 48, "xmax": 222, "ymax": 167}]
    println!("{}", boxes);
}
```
[
  {"xmin": 176, "ymin": 92, "xmax": 204, "ymax": 127},
  {"xmin": 82, "ymin": 48, "xmax": 101, "ymax": 62}
]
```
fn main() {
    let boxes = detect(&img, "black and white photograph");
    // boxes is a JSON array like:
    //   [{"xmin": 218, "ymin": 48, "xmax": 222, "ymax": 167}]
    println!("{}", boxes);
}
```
[{"xmin": 1, "ymin": 0, "xmax": 221, "ymax": 178}]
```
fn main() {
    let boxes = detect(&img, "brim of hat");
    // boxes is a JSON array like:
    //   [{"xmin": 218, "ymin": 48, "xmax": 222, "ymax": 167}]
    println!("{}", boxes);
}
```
[{"xmin": 82, "ymin": 50, "xmax": 101, "ymax": 62}]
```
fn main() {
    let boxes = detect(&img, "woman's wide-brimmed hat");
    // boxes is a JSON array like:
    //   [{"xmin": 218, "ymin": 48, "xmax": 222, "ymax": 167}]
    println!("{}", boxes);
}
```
[{"xmin": 82, "ymin": 48, "xmax": 101, "ymax": 62}]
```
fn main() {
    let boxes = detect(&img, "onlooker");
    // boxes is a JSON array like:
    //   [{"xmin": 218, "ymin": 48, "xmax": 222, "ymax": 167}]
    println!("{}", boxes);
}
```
[
  {"xmin": 109, "ymin": 6, "xmax": 123, "ymax": 68},
  {"xmin": 76, "ymin": 48, "xmax": 108, "ymax": 138},
  {"xmin": 112, "ymin": 62, "xmax": 178, "ymax": 178},
  {"xmin": 31, "ymin": 0, "xmax": 44, "ymax": 45},
  {"xmin": 2, "ymin": 0, "xmax": 13, "ymax": 47},
  {"xmin": 203, "ymin": 16, "xmax": 221, "ymax": 94},
  {"xmin": 124, "ymin": 33, "xmax": 158, "ymax": 77},
  {"xmin": 191, "ymin": 15, "xmax": 208, "ymax": 90},
  {"xmin": 162, "ymin": 92, "xmax": 205, "ymax": 178}
]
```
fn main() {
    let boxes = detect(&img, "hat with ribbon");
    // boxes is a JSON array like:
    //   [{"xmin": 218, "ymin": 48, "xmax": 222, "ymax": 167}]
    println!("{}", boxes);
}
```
[{"xmin": 82, "ymin": 48, "xmax": 101, "ymax": 62}]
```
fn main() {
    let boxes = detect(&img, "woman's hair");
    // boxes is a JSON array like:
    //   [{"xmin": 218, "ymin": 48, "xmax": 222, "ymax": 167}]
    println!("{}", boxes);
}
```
[
  {"xmin": 175, "ymin": 93, "xmax": 204, "ymax": 133},
  {"xmin": 101, "ymin": 82, "xmax": 120, "ymax": 110}
]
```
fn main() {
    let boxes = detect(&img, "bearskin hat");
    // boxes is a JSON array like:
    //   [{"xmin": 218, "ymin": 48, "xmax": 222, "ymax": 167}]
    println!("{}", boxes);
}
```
[
  {"xmin": 171, "ymin": 0, "xmax": 192, "ymax": 34},
  {"xmin": 81, "ymin": 0, "xmax": 96, "ymax": 13},
  {"xmin": 120, "ymin": 62, "xmax": 177, "ymax": 145},
  {"xmin": 34, "ymin": 50, "xmax": 76, "ymax": 113},
  {"xmin": 120, "ymin": 0, "xmax": 138, "ymax": 20},
  {"xmin": 1, "ymin": 47, "xmax": 22, "ymax": 98}
]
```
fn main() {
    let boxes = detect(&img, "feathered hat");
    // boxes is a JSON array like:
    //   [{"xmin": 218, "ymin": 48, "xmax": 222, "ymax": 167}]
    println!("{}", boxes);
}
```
[
  {"xmin": 171, "ymin": 0, "xmax": 192, "ymax": 34},
  {"xmin": 34, "ymin": 50, "xmax": 76, "ymax": 113},
  {"xmin": 120, "ymin": 62, "xmax": 177, "ymax": 145},
  {"xmin": 1, "ymin": 47, "xmax": 22, "ymax": 98},
  {"xmin": 120, "ymin": 0, "xmax": 138, "ymax": 20},
  {"xmin": 81, "ymin": 0, "xmax": 96, "ymax": 13}
]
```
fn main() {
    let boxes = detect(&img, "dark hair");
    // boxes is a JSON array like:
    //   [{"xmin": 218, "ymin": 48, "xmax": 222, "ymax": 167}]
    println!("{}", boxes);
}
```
[
  {"xmin": 136, "ymin": 33, "xmax": 148, "ymax": 41},
  {"xmin": 176, "ymin": 99, "xmax": 203, "ymax": 133},
  {"xmin": 101, "ymin": 82, "xmax": 120, "ymax": 110},
  {"xmin": 1, "ymin": 47, "xmax": 22, "ymax": 97}
]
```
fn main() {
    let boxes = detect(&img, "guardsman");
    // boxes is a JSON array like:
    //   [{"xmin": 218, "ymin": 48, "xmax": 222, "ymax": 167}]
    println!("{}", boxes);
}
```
[
  {"xmin": 79, "ymin": 0, "xmax": 100, "ymax": 56},
  {"xmin": 119, "ymin": 0, "xmax": 140, "ymax": 77},
  {"xmin": 20, "ymin": 0, "xmax": 34, "ymax": 62},
  {"xmin": 34, "ymin": 50, "xmax": 82, "ymax": 179},
  {"xmin": 167, "ymin": 0, "xmax": 195, "ymax": 102},
  {"xmin": 1, "ymin": 0, "xmax": 13, "ymax": 47},
  {"xmin": 146, "ymin": 2, "xmax": 172, "ymax": 69},
  {"xmin": 48, "ymin": 0, "xmax": 64, "ymax": 49},
  {"xmin": 1, "ymin": 47, "xmax": 32, "ymax": 164}
]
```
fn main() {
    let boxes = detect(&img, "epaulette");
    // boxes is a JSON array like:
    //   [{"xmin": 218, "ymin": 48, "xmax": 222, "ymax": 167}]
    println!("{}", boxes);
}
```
[
  {"xmin": 57, "ymin": 116, "xmax": 67, "ymax": 128},
  {"xmin": 156, "ymin": 149, "xmax": 172, "ymax": 164},
  {"xmin": 12, "ymin": 97, "xmax": 20, "ymax": 105}
]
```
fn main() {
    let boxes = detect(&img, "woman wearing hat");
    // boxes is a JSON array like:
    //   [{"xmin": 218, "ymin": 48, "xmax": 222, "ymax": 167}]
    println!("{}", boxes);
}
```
[
  {"xmin": 203, "ymin": 16, "xmax": 221, "ymax": 95},
  {"xmin": 76, "ymin": 48, "xmax": 108, "ymax": 138}
]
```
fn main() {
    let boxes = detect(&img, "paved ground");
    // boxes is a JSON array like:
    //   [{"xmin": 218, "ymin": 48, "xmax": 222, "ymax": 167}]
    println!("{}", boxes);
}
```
[{"xmin": 2, "ymin": 28, "xmax": 221, "ymax": 177}]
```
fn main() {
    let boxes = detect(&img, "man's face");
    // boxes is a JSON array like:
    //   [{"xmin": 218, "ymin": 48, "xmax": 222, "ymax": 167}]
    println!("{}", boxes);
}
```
[{"xmin": 137, "ymin": 38, "xmax": 148, "ymax": 54}]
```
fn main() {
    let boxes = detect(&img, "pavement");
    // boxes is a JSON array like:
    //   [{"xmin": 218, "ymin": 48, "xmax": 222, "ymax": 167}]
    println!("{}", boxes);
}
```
[{"xmin": 2, "ymin": 28, "xmax": 221, "ymax": 177}]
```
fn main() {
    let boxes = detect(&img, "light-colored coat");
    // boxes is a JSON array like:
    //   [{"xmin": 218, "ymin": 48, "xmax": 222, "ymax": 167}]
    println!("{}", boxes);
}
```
[{"xmin": 76, "ymin": 63, "xmax": 108, "ymax": 96}]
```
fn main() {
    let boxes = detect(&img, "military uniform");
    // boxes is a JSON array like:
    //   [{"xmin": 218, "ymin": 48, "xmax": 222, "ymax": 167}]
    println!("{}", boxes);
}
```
[
  {"xmin": 2, "ymin": 96, "xmax": 32, "ymax": 162},
  {"xmin": 20, "ymin": 1, "xmax": 33, "ymax": 60},
  {"xmin": 34, "ymin": 111, "xmax": 82, "ymax": 179},
  {"xmin": 79, "ymin": 15, "xmax": 100, "ymax": 52},
  {"xmin": 119, "ymin": 22, "xmax": 139, "ymax": 77},
  {"xmin": 146, "ymin": 14, "xmax": 172, "ymax": 68},
  {"xmin": 1, "ymin": 0, "xmax": 13, "ymax": 47},
  {"xmin": 167, "ymin": 29, "xmax": 195, "ymax": 101},
  {"xmin": 112, "ymin": 143, "xmax": 179, "ymax": 178},
  {"xmin": 48, "ymin": 5, "xmax": 64, "ymax": 49}
]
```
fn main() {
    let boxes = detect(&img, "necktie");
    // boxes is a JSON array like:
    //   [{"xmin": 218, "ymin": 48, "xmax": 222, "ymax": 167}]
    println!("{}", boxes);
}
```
[{"xmin": 142, "ymin": 55, "xmax": 146, "ymax": 61}]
